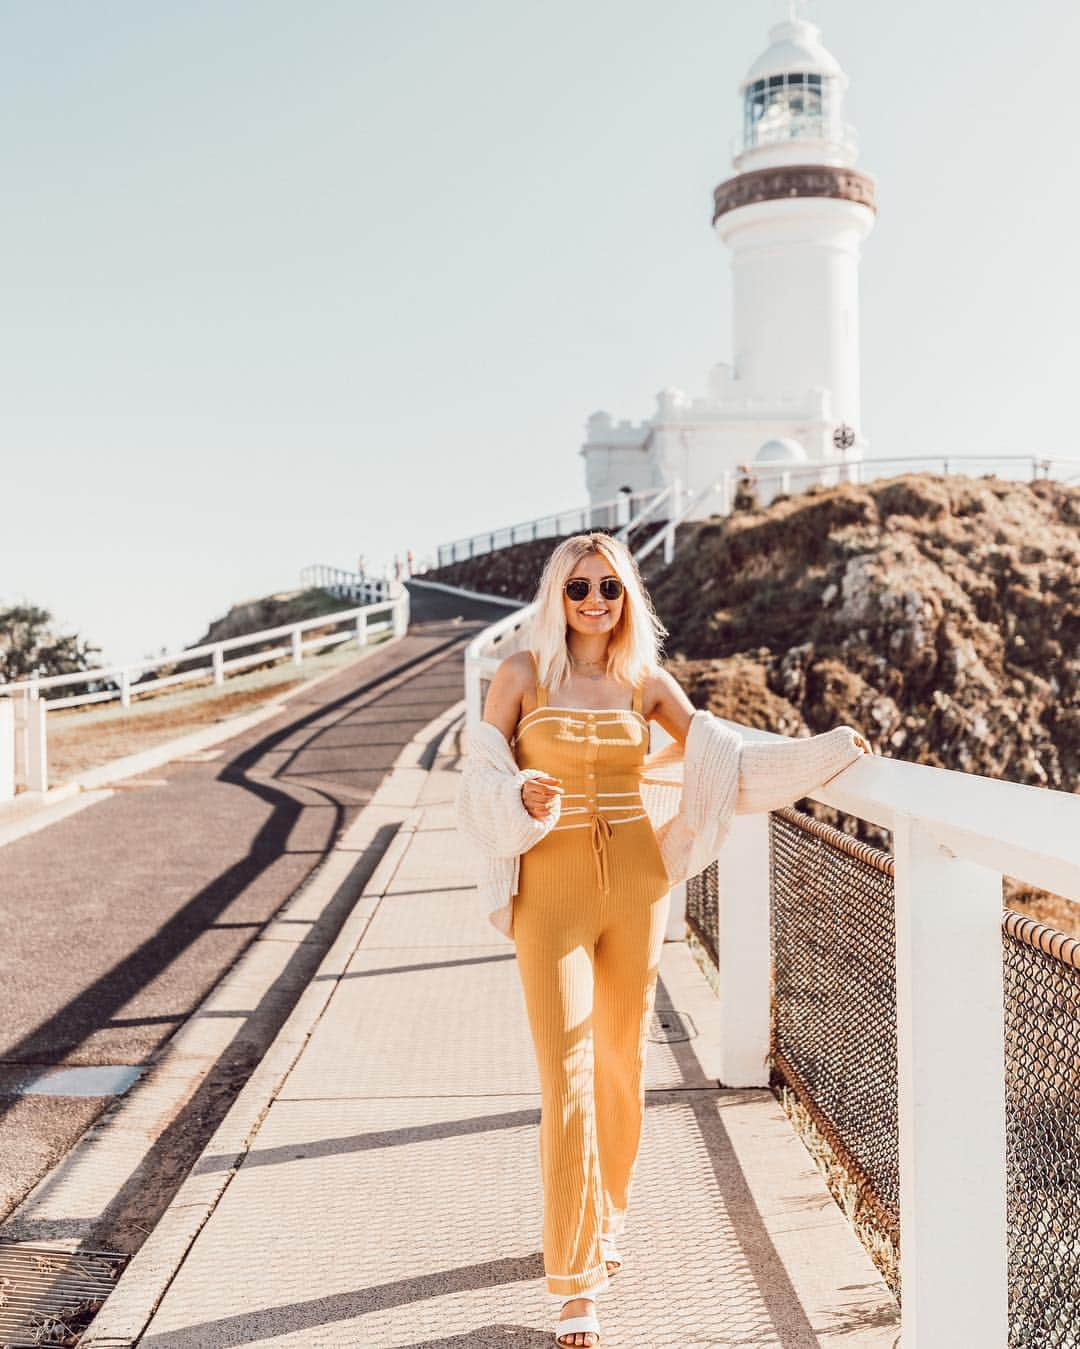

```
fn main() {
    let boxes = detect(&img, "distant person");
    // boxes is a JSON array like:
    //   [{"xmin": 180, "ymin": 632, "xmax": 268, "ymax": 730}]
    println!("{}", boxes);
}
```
[{"xmin": 457, "ymin": 531, "xmax": 871, "ymax": 1347}]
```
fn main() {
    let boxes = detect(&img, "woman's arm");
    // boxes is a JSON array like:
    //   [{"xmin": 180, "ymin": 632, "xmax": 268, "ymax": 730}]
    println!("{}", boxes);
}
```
[
  {"xmin": 736, "ymin": 725, "xmax": 871, "ymax": 815},
  {"xmin": 643, "ymin": 666, "xmax": 696, "ymax": 745},
  {"xmin": 481, "ymin": 651, "xmax": 532, "ymax": 743},
  {"xmin": 481, "ymin": 651, "xmax": 563, "ymax": 820}
]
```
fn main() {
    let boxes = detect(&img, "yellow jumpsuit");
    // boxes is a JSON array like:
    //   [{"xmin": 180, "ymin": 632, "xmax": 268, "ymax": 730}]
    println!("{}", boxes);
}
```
[{"xmin": 512, "ymin": 654, "xmax": 671, "ymax": 1299}]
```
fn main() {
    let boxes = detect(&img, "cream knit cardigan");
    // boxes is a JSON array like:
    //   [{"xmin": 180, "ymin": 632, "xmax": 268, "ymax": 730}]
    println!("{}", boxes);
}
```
[{"xmin": 455, "ymin": 708, "xmax": 866, "ymax": 939}]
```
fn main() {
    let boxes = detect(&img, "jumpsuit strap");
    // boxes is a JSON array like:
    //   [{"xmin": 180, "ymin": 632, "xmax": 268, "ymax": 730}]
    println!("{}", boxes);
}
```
[{"xmin": 528, "ymin": 649, "xmax": 548, "ymax": 708}]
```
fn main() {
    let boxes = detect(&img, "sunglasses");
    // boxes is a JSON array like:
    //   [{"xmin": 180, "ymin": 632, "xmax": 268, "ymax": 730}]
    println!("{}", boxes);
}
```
[{"xmin": 563, "ymin": 576, "xmax": 624, "ymax": 602}]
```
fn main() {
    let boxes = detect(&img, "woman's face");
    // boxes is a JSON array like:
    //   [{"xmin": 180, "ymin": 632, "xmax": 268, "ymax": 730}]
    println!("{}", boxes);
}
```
[{"xmin": 562, "ymin": 551, "xmax": 624, "ymax": 638}]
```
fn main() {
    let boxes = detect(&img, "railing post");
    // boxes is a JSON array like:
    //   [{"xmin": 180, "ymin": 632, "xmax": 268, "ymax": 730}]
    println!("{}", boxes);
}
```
[
  {"xmin": 15, "ymin": 692, "xmax": 48, "ymax": 794},
  {"xmin": 291, "ymin": 629, "xmax": 303, "ymax": 665},
  {"xmin": 212, "ymin": 647, "xmax": 225, "ymax": 686},
  {"xmin": 711, "ymin": 813, "xmax": 771, "ymax": 1085},
  {"xmin": 893, "ymin": 816, "xmax": 1007, "ymax": 1348},
  {"xmin": 393, "ymin": 595, "xmax": 409, "ymax": 639},
  {"xmin": 465, "ymin": 656, "xmax": 483, "ymax": 727},
  {"xmin": 119, "ymin": 669, "xmax": 131, "ymax": 709},
  {"xmin": 663, "ymin": 477, "xmax": 682, "ymax": 564},
  {"xmin": 356, "ymin": 611, "xmax": 368, "ymax": 647},
  {"xmin": 0, "ymin": 700, "xmax": 13, "ymax": 801}
]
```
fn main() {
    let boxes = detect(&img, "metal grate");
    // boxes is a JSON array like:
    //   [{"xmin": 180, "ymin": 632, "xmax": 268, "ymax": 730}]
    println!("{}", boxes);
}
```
[
  {"xmin": 767, "ymin": 808, "xmax": 900, "ymax": 1247},
  {"xmin": 685, "ymin": 859, "xmax": 719, "ymax": 967},
  {"xmin": 1003, "ymin": 912, "xmax": 1080, "ymax": 1347},
  {"xmin": 0, "ymin": 1243, "xmax": 125, "ymax": 1348},
  {"xmin": 647, "ymin": 1009, "xmax": 696, "ymax": 1043}
]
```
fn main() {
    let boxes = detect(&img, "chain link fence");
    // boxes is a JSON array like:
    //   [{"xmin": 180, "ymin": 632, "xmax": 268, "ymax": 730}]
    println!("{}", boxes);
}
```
[{"xmin": 685, "ymin": 804, "xmax": 1080, "ymax": 1346}]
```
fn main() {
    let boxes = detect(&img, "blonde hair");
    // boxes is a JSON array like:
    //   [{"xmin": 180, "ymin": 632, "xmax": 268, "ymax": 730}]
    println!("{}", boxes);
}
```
[{"xmin": 529, "ymin": 532, "xmax": 666, "ymax": 692}]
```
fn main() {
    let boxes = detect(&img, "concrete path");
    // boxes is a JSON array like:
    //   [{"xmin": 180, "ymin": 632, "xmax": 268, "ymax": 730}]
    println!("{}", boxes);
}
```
[
  {"xmin": 0, "ymin": 596, "xmax": 505, "ymax": 1254},
  {"xmin": 85, "ymin": 713, "xmax": 901, "ymax": 1346}
]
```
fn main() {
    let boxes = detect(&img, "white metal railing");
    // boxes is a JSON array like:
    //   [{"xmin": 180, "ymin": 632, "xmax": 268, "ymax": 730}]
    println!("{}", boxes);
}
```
[
  {"xmin": 437, "ymin": 489, "xmax": 666, "ymax": 567},
  {"xmin": 443, "ymin": 456, "xmax": 1080, "ymax": 577},
  {"xmin": 463, "ymin": 601, "xmax": 535, "ymax": 726},
  {"xmin": 460, "ymin": 599, "xmax": 1080, "ymax": 1346},
  {"xmin": 301, "ymin": 564, "xmax": 394, "ymax": 605},
  {"xmin": 0, "ymin": 587, "xmax": 409, "ymax": 800}
]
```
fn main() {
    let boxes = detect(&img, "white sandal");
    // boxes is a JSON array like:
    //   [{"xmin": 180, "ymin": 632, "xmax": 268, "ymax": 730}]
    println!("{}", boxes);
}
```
[
  {"xmin": 599, "ymin": 1234, "xmax": 623, "ymax": 1276},
  {"xmin": 554, "ymin": 1292, "xmax": 601, "ymax": 1347}
]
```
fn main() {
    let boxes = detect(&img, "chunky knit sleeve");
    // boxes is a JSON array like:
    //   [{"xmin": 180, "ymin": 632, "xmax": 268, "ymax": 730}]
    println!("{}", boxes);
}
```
[
  {"xmin": 455, "ymin": 756, "xmax": 561, "ymax": 860},
  {"xmin": 735, "ymin": 725, "xmax": 865, "ymax": 816}
]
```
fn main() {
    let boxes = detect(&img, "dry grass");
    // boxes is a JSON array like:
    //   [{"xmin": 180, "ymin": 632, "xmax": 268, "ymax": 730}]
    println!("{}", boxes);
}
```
[{"xmin": 43, "ymin": 638, "xmax": 387, "ymax": 784}]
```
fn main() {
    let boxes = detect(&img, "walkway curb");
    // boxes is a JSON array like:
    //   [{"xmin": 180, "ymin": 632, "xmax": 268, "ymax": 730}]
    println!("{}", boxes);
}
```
[
  {"xmin": 0, "ymin": 636, "xmax": 402, "ymax": 852},
  {"xmin": 79, "ymin": 697, "xmax": 465, "ymax": 1347}
]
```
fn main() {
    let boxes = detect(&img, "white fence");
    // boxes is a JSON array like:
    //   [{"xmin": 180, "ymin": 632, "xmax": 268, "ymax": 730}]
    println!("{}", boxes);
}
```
[
  {"xmin": 0, "ymin": 587, "xmax": 409, "ymax": 800},
  {"xmin": 461, "ymin": 602, "xmax": 1080, "ymax": 1347},
  {"xmin": 436, "ymin": 489, "xmax": 667, "ymax": 567},
  {"xmin": 440, "ymin": 455, "xmax": 1080, "ymax": 574},
  {"xmin": 300, "ymin": 564, "xmax": 392, "ymax": 604}
]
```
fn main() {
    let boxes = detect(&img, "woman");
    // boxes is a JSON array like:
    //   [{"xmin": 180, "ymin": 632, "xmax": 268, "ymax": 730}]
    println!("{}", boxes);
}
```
[{"xmin": 457, "ymin": 531, "xmax": 871, "ymax": 1347}]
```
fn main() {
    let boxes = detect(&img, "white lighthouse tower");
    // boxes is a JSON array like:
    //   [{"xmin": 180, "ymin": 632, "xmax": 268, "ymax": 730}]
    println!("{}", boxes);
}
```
[{"xmin": 581, "ymin": 9, "xmax": 877, "ymax": 513}]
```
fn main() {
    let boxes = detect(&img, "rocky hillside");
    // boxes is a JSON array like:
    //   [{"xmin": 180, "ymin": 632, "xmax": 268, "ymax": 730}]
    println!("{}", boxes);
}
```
[
  {"xmin": 654, "ymin": 473, "xmax": 1078, "ymax": 794},
  {"xmin": 430, "ymin": 473, "xmax": 1079, "ymax": 792},
  {"xmin": 191, "ymin": 588, "xmax": 357, "ymax": 647},
  {"xmin": 426, "ymin": 472, "xmax": 1080, "ymax": 930}
]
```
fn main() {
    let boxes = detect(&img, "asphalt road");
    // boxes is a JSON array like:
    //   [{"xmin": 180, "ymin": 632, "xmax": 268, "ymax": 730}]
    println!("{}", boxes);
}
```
[{"xmin": 0, "ymin": 584, "xmax": 506, "ymax": 1248}]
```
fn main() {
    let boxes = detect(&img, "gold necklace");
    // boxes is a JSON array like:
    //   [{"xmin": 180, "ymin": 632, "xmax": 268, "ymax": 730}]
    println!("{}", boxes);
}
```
[{"xmin": 570, "ymin": 654, "xmax": 606, "ymax": 682}]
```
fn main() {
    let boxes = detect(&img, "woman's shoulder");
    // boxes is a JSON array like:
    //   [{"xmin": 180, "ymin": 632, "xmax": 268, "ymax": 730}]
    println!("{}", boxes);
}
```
[
  {"xmin": 640, "ymin": 664, "xmax": 693, "ymax": 714},
  {"xmin": 494, "ymin": 649, "xmax": 536, "ymax": 687}
]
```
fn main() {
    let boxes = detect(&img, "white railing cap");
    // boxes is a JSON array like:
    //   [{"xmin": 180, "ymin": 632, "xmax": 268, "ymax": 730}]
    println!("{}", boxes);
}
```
[{"xmin": 730, "ymin": 717, "xmax": 1080, "ymax": 900}]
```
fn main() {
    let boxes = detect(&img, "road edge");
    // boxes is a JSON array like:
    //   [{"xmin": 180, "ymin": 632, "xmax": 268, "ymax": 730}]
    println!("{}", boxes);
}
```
[{"xmin": 0, "ymin": 635, "xmax": 403, "ymax": 852}]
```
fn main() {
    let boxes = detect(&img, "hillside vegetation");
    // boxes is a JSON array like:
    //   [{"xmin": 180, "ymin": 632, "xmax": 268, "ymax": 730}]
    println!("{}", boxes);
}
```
[
  {"xmin": 191, "ymin": 587, "xmax": 358, "ymax": 647},
  {"xmin": 654, "ymin": 474, "xmax": 1078, "ymax": 793}
]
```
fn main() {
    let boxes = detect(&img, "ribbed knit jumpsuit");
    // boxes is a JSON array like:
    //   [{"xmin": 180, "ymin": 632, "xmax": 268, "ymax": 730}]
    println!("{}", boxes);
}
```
[{"xmin": 511, "ymin": 652, "xmax": 671, "ymax": 1300}]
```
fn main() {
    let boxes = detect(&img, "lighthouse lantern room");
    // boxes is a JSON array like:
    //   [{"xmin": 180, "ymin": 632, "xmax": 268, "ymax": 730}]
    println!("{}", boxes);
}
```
[{"xmin": 581, "ymin": 10, "xmax": 877, "ymax": 515}]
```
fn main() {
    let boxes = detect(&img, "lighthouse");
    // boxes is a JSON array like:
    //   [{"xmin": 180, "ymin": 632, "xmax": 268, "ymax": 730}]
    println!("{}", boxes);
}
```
[{"xmin": 581, "ymin": 10, "xmax": 877, "ymax": 514}]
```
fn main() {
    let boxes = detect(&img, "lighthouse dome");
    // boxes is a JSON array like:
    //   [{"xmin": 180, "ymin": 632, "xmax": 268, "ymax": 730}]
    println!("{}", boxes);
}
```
[
  {"xmin": 735, "ymin": 15, "xmax": 856, "ymax": 169},
  {"xmin": 756, "ymin": 437, "xmax": 807, "ymax": 463},
  {"xmin": 741, "ymin": 18, "xmax": 846, "ymax": 89}
]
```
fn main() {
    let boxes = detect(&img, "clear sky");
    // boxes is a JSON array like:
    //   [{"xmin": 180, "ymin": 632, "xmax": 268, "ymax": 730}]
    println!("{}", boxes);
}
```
[{"xmin": 2, "ymin": 0, "xmax": 1078, "ymax": 665}]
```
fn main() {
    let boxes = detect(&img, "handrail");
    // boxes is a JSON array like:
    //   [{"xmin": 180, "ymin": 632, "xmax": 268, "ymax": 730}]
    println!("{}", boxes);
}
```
[
  {"xmin": 0, "ymin": 591, "xmax": 405, "ymax": 698},
  {"xmin": 463, "ymin": 600, "xmax": 535, "ymax": 727},
  {"xmin": 0, "ymin": 586, "xmax": 410, "ymax": 799},
  {"xmin": 437, "ymin": 489, "xmax": 668, "ymax": 567},
  {"xmin": 633, "ymin": 479, "xmax": 721, "ymax": 564},
  {"xmin": 612, "ymin": 484, "xmax": 673, "ymax": 543},
  {"xmin": 443, "ymin": 455, "xmax": 1080, "ymax": 577}
]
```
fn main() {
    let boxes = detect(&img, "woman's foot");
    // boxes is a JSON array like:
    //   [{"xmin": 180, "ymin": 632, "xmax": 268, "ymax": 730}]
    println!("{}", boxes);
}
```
[
  {"xmin": 556, "ymin": 1297, "xmax": 600, "ymax": 1347},
  {"xmin": 600, "ymin": 1236, "xmax": 622, "ymax": 1277}
]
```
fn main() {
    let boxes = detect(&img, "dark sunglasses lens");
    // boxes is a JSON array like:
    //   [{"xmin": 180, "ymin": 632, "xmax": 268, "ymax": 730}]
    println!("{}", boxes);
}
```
[
  {"xmin": 565, "ymin": 579, "xmax": 590, "ymax": 601},
  {"xmin": 599, "ymin": 578, "xmax": 624, "ymax": 600}
]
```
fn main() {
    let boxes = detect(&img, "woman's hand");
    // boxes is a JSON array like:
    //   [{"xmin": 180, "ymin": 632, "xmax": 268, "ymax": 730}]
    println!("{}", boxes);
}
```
[{"xmin": 521, "ymin": 774, "xmax": 563, "ymax": 820}]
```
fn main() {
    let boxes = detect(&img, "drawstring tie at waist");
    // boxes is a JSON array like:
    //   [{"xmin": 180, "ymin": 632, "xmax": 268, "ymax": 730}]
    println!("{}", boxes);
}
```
[{"xmin": 590, "ymin": 813, "xmax": 614, "ymax": 895}]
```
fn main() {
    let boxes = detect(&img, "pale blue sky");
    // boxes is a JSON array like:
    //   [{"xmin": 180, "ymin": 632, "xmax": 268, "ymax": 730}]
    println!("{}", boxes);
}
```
[{"xmin": 2, "ymin": 0, "xmax": 1078, "ymax": 664}]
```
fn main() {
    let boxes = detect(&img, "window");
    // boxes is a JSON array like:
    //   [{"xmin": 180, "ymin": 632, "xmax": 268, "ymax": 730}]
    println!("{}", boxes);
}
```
[{"xmin": 743, "ymin": 70, "xmax": 831, "ymax": 147}]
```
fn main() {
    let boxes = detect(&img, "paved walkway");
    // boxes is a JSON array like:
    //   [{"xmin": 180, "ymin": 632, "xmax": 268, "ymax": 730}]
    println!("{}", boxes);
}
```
[
  {"xmin": 85, "ymin": 707, "xmax": 900, "ymax": 1346},
  {"xmin": 0, "ymin": 596, "xmax": 505, "ymax": 1251}
]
